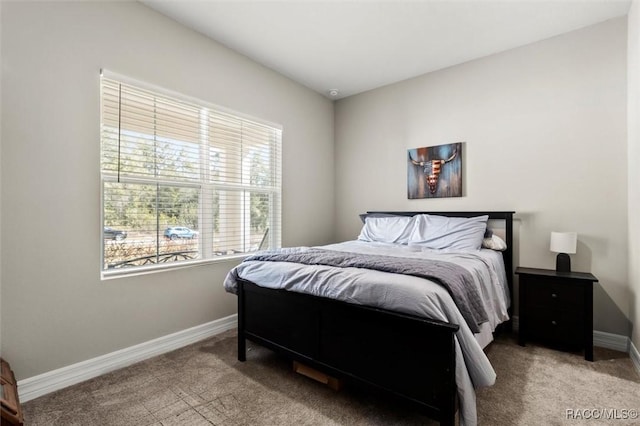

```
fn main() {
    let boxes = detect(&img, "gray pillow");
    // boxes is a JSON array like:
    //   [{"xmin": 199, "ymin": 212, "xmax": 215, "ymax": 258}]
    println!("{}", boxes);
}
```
[
  {"xmin": 408, "ymin": 214, "xmax": 489, "ymax": 251},
  {"xmin": 359, "ymin": 212, "xmax": 407, "ymax": 224},
  {"xmin": 358, "ymin": 215, "xmax": 414, "ymax": 244}
]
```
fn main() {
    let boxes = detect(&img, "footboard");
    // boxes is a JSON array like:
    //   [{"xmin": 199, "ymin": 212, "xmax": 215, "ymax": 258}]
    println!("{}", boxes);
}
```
[{"xmin": 237, "ymin": 279, "xmax": 459, "ymax": 426}]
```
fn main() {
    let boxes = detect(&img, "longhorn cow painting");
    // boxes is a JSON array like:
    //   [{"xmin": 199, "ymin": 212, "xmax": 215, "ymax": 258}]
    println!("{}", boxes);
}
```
[{"xmin": 407, "ymin": 142, "xmax": 463, "ymax": 199}]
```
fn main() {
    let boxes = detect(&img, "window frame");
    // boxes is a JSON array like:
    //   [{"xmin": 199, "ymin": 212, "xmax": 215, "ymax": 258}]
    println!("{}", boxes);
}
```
[{"xmin": 100, "ymin": 70, "xmax": 282, "ymax": 279}]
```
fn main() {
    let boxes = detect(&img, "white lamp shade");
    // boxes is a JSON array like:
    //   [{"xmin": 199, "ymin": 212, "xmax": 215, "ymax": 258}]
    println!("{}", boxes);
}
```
[{"xmin": 550, "ymin": 232, "xmax": 577, "ymax": 254}]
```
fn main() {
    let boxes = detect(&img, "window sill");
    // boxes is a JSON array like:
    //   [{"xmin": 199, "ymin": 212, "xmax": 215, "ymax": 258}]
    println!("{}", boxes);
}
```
[{"xmin": 101, "ymin": 253, "xmax": 248, "ymax": 281}]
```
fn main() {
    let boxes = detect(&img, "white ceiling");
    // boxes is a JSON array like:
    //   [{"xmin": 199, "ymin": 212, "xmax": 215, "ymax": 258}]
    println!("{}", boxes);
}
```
[{"xmin": 142, "ymin": 0, "xmax": 631, "ymax": 99}]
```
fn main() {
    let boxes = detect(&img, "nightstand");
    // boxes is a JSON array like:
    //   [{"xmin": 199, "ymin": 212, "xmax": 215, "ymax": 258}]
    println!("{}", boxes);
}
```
[{"xmin": 516, "ymin": 267, "xmax": 598, "ymax": 361}]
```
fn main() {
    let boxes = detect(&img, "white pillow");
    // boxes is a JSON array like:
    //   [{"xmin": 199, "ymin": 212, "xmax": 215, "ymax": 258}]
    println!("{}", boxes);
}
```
[
  {"xmin": 358, "ymin": 215, "xmax": 414, "ymax": 244},
  {"xmin": 482, "ymin": 234, "xmax": 507, "ymax": 251},
  {"xmin": 408, "ymin": 214, "xmax": 489, "ymax": 251}
]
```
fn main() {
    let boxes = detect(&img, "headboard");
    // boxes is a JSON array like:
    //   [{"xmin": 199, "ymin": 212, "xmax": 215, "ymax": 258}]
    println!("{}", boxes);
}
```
[{"xmin": 366, "ymin": 211, "xmax": 515, "ymax": 313}]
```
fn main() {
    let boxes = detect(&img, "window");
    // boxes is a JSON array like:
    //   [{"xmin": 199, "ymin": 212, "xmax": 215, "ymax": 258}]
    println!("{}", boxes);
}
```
[{"xmin": 100, "ymin": 72, "xmax": 282, "ymax": 275}]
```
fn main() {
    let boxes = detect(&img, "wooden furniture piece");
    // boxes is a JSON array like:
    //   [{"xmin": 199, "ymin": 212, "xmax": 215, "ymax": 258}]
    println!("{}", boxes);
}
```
[
  {"xmin": 516, "ymin": 267, "xmax": 597, "ymax": 361},
  {"xmin": 236, "ymin": 211, "xmax": 514, "ymax": 426},
  {"xmin": 1, "ymin": 358, "xmax": 24, "ymax": 426},
  {"xmin": 293, "ymin": 361, "xmax": 343, "ymax": 391}
]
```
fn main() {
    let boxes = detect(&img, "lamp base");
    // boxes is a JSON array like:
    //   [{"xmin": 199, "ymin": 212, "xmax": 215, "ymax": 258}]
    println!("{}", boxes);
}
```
[{"xmin": 556, "ymin": 253, "xmax": 571, "ymax": 272}]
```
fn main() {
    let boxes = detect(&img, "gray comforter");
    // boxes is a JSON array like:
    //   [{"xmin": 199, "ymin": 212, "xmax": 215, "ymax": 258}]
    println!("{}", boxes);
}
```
[{"xmin": 245, "ymin": 247, "xmax": 488, "ymax": 333}]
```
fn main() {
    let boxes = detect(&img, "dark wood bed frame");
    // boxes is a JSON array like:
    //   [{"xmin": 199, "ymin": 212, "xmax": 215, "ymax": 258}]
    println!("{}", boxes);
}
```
[{"xmin": 236, "ymin": 211, "xmax": 514, "ymax": 426}]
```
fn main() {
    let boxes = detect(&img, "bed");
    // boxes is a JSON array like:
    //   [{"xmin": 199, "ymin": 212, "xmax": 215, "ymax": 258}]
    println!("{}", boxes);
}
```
[{"xmin": 224, "ymin": 211, "xmax": 514, "ymax": 426}]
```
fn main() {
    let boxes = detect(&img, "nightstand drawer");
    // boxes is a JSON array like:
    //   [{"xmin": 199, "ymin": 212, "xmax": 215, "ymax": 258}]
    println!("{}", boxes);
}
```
[
  {"xmin": 524, "ymin": 279, "xmax": 584, "ymax": 310},
  {"xmin": 526, "ymin": 309, "xmax": 583, "ymax": 346}
]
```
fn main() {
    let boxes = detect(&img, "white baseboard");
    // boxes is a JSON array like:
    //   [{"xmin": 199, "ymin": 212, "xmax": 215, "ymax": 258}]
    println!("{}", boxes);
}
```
[
  {"xmin": 16, "ymin": 313, "xmax": 638, "ymax": 402},
  {"xmin": 511, "ymin": 315, "xmax": 628, "ymax": 351},
  {"xmin": 17, "ymin": 314, "xmax": 237, "ymax": 403},
  {"xmin": 630, "ymin": 340, "xmax": 640, "ymax": 376},
  {"xmin": 593, "ymin": 330, "xmax": 629, "ymax": 352}
]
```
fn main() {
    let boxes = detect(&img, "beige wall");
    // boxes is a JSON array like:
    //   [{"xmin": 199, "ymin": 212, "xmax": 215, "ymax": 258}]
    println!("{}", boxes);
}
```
[
  {"xmin": 1, "ymin": 2, "xmax": 635, "ymax": 382},
  {"xmin": 0, "ymin": 2, "xmax": 334, "ymax": 380},
  {"xmin": 335, "ymin": 18, "xmax": 629, "ymax": 335},
  {"xmin": 628, "ymin": 1, "xmax": 640, "ymax": 350}
]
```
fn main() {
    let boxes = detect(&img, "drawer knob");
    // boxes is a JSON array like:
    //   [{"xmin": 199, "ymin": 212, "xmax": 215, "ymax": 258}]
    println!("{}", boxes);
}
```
[
  {"xmin": 551, "ymin": 320, "xmax": 557, "ymax": 325},
  {"xmin": 551, "ymin": 293, "xmax": 558, "ymax": 298}
]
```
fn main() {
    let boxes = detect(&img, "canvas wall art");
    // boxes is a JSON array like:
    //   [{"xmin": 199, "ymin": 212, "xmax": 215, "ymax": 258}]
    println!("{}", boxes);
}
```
[{"xmin": 407, "ymin": 142, "xmax": 463, "ymax": 199}]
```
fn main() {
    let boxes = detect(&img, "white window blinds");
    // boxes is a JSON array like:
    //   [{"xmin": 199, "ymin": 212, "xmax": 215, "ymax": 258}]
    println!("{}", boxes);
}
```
[{"xmin": 100, "ymin": 73, "xmax": 282, "ymax": 274}]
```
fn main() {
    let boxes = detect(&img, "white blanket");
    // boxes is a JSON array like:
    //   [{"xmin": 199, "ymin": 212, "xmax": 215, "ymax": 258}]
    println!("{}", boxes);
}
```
[{"xmin": 224, "ymin": 240, "xmax": 510, "ymax": 426}]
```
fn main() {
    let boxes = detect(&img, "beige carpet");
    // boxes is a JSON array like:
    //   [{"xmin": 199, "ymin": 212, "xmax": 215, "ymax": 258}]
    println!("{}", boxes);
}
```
[{"xmin": 23, "ymin": 330, "xmax": 639, "ymax": 425}]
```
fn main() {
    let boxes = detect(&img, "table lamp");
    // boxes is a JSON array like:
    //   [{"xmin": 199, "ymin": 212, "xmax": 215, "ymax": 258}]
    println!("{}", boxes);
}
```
[{"xmin": 550, "ymin": 231, "xmax": 577, "ymax": 272}]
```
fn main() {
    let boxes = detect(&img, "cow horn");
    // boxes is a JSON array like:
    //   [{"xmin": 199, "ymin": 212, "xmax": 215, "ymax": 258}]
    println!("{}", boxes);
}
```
[
  {"xmin": 444, "ymin": 148, "xmax": 458, "ymax": 163},
  {"xmin": 408, "ymin": 152, "xmax": 426, "ymax": 167}
]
